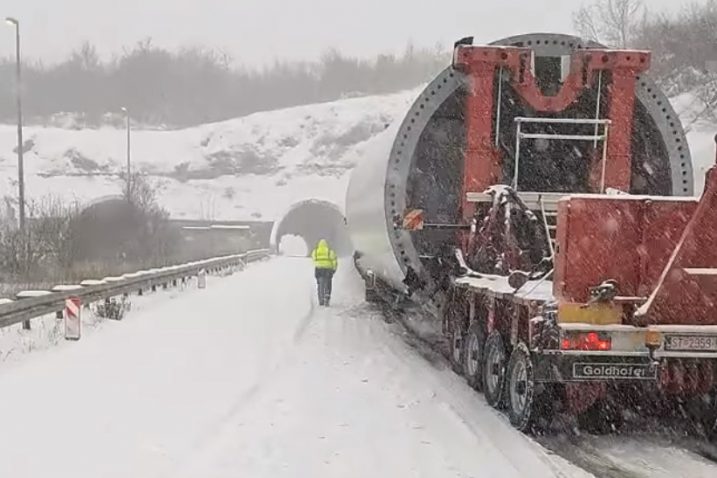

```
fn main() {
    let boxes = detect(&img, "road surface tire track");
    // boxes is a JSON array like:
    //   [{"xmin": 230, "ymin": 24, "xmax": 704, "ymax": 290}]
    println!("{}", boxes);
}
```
[
  {"xmin": 375, "ymin": 301, "xmax": 717, "ymax": 478},
  {"xmin": 168, "ymin": 273, "xmax": 319, "ymax": 476},
  {"xmin": 536, "ymin": 436, "xmax": 645, "ymax": 478},
  {"xmin": 293, "ymin": 292, "xmax": 317, "ymax": 343},
  {"xmin": 364, "ymin": 304, "xmax": 577, "ymax": 478}
]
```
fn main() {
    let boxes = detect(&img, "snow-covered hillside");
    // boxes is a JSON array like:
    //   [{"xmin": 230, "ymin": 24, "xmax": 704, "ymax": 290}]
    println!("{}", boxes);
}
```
[
  {"xmin": 0, "ymin": 90, "xmax": 417, "ymax": 221},
  {"xmin": 0, "ymin": 86, "xmax": 715, "ymax": 222}
]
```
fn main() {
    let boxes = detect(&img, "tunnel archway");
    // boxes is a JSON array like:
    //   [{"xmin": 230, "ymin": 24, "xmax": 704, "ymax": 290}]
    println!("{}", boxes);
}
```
[
  {"xmin": 72, "ymin": 196, "xmax": 150, "ymax": 263},
  {"xmin": 270, "ymin": 199, "xmax": 351, "ymax": 257},
  {"xmin": 278, "ymin": 234, "xmax": 309, "ymax": 257}
]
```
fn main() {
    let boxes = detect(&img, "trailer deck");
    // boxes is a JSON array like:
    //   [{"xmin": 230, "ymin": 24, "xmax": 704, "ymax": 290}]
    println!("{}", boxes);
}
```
[{"xmin": 453, "ymin": 274, "xmax": 553, "ymax": 306}]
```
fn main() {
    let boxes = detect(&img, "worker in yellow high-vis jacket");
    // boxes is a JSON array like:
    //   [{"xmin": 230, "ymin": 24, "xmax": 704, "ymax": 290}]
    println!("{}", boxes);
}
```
[{"xmin": 311, "ymin": 239, "xmax": 338, "ymax": 306}]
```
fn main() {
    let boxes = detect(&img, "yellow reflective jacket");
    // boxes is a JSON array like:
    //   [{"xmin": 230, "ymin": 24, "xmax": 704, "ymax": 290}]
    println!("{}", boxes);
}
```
[{"xmin": 311, "ymin": 239, "xmax": 337, "ymax": 270}]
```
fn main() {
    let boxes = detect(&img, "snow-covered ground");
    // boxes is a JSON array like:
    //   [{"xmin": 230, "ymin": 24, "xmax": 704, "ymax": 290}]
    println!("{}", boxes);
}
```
[
  {"xmin": 0, "ymin": 257, "xmax": 715, "ymax": 476},
  {"xmin": 0, "ymin": 257, "xmax": 592, "ymax": 478},
  {"xmin": 539, "ymin": 433, "xmax": 717, "ymax": 478},
  {"xmin": 1, "ymin": 86, "xmax": 715, "ymax": 224},
  {"xmin": 0, "ymin": 277, "xmax": 199, "ymax": 366},
  {"xmin": 0, "ymin": 90, "xmax": 417, "ymax": 222}
]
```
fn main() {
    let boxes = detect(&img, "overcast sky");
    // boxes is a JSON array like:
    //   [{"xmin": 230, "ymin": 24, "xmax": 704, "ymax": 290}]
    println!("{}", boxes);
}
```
[{"xmin": 1, "ymin": 0, "xmax": 682, "ymax": 67}]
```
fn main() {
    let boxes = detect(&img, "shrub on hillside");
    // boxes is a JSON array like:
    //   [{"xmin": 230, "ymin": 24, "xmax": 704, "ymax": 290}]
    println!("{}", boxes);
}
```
[{"xmin": 0, "ymin": 175, "xmax": 183, "ymax": 285}]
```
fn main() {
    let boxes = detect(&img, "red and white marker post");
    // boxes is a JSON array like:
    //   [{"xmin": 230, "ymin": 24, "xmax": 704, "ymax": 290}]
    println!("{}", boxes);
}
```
[{"xmin": 64, "ymin": 296, "xmax": 81, "ymax": 341}]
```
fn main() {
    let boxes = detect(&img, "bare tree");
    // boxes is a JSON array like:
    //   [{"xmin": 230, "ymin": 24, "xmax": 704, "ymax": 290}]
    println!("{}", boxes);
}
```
[
  {"xmin": 0, "ymin": 196, "xmax": 80, "ymax": 278},
  {"xmin": 122, "ymin": 172, "xmax": 158, "ymax": 212},
  {"xmin": 573, "ymin": 0, "xmax": 645, "ymax": 47},
  {"xmin": 119, "ymin": 172, "xmax": 179, "ymax": 264},
  {"xmin": 27, "ymin": 197, "xmax": 81, "ymax": 270},
  {"xmin": 0, "ymin": 223, "xmax": 24, "ymax": 277}
]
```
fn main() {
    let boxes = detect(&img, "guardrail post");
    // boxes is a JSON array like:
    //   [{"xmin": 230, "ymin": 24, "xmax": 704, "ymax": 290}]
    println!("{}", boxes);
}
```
[
  {"xmin": 22, "ymin": 320, "xmax": 30, "ymax": 330},
  {"xmin": 198, "ymin": 269, "xmax": 207, "ymax": 289}
]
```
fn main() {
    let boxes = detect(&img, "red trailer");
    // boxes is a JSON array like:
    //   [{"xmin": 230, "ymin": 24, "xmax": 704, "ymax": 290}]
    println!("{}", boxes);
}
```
[
  {"xmin": 347, "ymin": 33, "xmax": 716, "ymax": 435},
  {"xmin": 411, "ymin": 43, "xmax": 717, "ymax": 434}
]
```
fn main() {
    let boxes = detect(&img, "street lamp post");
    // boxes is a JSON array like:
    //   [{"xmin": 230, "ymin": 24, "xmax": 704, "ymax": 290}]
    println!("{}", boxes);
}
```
[
  {"xmin": 6, "ymin": 17, "xmax": 28, "ymax": 328},
  {"xmin": 6, "ymin": 17, "xmax": 24, "ymax": 234},
  {"xmin": 121, "ymin": 107, "xmax": 131, "ymax": 201}
]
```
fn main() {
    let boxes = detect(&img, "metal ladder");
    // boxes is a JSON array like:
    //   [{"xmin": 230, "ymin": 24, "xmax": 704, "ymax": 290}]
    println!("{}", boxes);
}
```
[
  {"xmin": 538, "ymin": 196, "xmax": 558, "ymax": 258},
  {"xmin": 513, "ymin": 116, "xmax": 612, "ymax": 257},
  {"xmin": 512, "ymin": 116, "xmax": 612, "ymax": 193}
]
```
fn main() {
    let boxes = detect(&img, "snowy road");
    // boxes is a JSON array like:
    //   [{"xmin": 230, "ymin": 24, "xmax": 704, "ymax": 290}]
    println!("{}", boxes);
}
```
[
  {"xmin": 0, "ymin": 258, "xmax": 715, "ymax": 477},
  {"xmin": 0, "ymin": 257, "xmax": 592, "ymax": 477}
]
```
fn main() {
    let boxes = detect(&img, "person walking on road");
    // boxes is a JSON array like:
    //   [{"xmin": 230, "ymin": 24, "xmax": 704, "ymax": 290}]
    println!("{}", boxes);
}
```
[{"xmin": 311, "ymin": 239, "xmax": 338, "ymax": 306}]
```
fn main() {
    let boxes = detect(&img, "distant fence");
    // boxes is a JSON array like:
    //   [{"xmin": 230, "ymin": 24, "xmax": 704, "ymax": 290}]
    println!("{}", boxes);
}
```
[{"xmin": 0, "ymin": 249, "xmax": 270, "ymax": 330}]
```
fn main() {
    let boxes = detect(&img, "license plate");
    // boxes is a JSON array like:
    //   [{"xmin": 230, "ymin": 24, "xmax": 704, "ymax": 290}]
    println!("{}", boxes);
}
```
[
  {"xmin": 573, "ymin": 363, "xmax": 656, "ymax": 380},
  {"xmin": 664, "ymin": 335, "xmax": 717, "ymax": 352}
]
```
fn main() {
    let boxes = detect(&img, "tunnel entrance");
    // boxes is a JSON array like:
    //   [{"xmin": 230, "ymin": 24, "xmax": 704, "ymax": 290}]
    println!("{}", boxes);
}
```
[
  {"xmin": 270, "ymin": 200, "xmax": 351, "ymax": 257},
  {"xmin": 278, "ymin": 235, "xmax": 309, "ymax": 257}
]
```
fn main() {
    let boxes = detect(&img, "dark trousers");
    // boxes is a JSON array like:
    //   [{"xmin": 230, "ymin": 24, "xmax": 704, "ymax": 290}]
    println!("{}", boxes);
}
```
[{"xmin": 314, "ymin": 268, "xmax": 334, "ymax": 305}]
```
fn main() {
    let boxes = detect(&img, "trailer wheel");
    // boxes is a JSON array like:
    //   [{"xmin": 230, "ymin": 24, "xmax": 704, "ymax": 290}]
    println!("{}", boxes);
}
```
[
  {"xmin": 448, "ymin": 321, "xmax": 464, "ymax": 374},
  {"xmin": 463, "ymin": 322, "xmax": 485, "ymax": 390},
  {"xmin": 507, "ymin": 343, "xmax": 535, "ymax": 431},
  {"xmin": 506, "ymin": 343, "xmax": 555, "ymax": 432},
  {"xmin": 483, "ymin": 331, "xmax": 507, "ymax": 409}
]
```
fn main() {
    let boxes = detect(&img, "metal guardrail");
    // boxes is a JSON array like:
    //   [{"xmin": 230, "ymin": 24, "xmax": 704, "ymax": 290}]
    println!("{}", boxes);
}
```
[{"xmin": 0, "ymin": 249, "xmax": 270, "ymax": 329}]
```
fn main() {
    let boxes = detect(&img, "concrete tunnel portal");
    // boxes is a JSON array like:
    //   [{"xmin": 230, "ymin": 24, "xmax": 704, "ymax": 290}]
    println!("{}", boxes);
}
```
[{"xmin": 270, "ymin": 199, "xmax": 352, "ymax": 257}]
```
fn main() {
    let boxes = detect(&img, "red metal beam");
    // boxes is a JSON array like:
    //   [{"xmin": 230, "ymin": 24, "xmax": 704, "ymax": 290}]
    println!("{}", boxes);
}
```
[
  {"xmin": 453, "ymin": 45, "xmax": 651, "ymax": 204},
  {"xmin": 588, "ymin": 54, "xmax": 650, "ymax": 192},
  {"xmin": 454, "ymin": 48, "xmax": 504, "ymax": 223}
]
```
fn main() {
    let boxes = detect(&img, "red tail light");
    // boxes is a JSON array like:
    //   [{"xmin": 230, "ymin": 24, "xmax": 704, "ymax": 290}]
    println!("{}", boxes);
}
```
[{"xmin": 561, "ymin": 331, "xmax": 612, "ymax": 351}]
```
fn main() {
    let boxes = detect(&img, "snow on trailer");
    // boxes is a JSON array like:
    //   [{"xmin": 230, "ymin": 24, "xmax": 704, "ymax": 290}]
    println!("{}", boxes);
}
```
[
  {"xmin": 453, "ymin": 274, "xmax": 554, "ymax": 306},
  {"xmin": 346, "ymin": 32, "xmax": 717, "ymax": 438}
]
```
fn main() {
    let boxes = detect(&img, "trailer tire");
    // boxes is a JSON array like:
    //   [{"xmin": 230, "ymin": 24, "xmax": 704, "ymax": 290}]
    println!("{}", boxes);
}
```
[
  {"xmin": 483, "ymin": 331, "xmax": 507, "ymax": 409},
  {"xmin": 463, "ymin": 322, "xmax": 485, "ymax": 390},
  {"xmin": 448, "ymin": 320, "xmax": 464, "ymax": 374},
  {"xmin": 506, "ymin": 343, "xmax": 555, "ymax": 432},
  {"xmin": 507, "ymin": 343, "xmax": 536, "ymax": 431}
]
